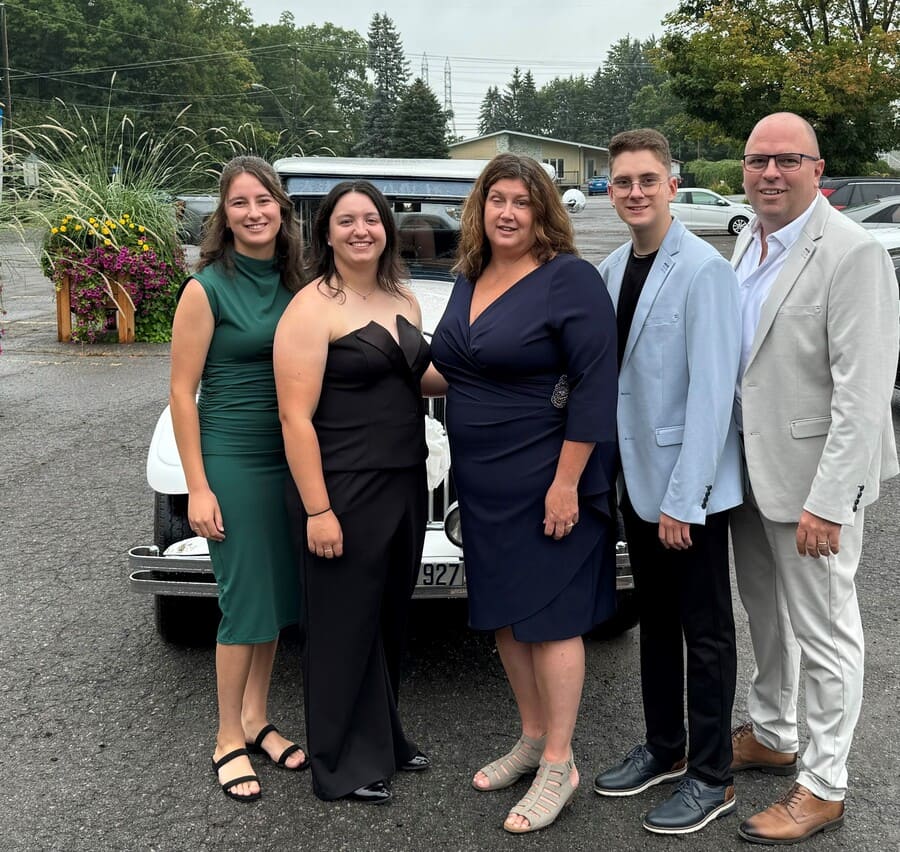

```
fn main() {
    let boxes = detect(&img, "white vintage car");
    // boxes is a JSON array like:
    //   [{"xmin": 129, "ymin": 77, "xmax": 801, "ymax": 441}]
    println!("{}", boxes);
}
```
[{"xmin": 128, "ymin": 157, "xmax": 633, "ymax": 643}]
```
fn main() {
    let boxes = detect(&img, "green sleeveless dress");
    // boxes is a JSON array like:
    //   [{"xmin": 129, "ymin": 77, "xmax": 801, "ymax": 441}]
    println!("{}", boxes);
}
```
[{"xmin": 193, "ymin": 252, "xmax": 299, "ymax": 644}]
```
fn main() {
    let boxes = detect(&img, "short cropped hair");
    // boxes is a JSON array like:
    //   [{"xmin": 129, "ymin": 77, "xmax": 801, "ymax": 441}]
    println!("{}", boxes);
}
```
[{"xmin": 608, "ymin": 129, "xmax": 672, "ymax": 174}]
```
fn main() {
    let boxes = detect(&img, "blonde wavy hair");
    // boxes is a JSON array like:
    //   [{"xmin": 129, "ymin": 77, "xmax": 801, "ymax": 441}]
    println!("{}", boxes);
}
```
[{"xmin": 455, "ymin": 153, "xmax": 577, "ymax": 282}]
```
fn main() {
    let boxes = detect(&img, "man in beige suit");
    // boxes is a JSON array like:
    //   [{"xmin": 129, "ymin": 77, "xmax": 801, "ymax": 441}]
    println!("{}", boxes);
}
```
[{"xmin": 730, "ymin": 112, "xmax": 898, "ymax": 845}]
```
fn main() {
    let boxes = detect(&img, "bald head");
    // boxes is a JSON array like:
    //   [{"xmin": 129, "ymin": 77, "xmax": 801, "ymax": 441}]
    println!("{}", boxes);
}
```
[{"xmin": 746, "ymin": 112, "xmax": 819, "ymax": 158}]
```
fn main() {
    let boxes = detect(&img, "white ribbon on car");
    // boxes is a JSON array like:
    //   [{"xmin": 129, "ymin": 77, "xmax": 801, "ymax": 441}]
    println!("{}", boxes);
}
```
[{"xmin": 424, "ymin": 413, "xmax": 451, "ymax": 491}]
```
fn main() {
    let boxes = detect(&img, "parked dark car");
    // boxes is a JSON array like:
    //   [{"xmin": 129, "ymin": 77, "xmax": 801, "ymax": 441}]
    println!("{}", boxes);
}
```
[
  {"xmin": 175, "ymin": 194, "xmax": 217, "ymax": 244},
  {"xmin": 819, "ymin": 177, "xmax": 900, "ymax": 210}
]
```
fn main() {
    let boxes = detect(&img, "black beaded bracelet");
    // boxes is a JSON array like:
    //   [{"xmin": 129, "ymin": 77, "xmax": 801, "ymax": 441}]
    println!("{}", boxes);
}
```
[{"xmin": 307, "ymin": 506, "xmax": 331, "ymax": 517}]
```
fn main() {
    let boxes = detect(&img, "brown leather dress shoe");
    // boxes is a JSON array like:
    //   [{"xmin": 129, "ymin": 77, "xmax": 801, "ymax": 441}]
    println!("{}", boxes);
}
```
[
  {"xmin": 731, "ymin": 722, "xmax": 798, "ymax": 775},
  {"xmin": 738, "ymin": 783, "xmax": 844, "ymax": 845}
]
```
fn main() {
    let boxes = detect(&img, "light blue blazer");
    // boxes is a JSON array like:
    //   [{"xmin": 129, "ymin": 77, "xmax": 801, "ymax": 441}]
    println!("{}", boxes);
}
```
[{"xmin": 599, "ymin": 218, "xmax": 743, "ymax": 524}]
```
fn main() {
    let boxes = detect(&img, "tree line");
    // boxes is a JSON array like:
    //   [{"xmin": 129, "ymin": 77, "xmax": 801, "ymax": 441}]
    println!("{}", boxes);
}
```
[
  {"xmin": 479, "ymin": 1, "xmax": 899, "ymax": 174},
  {"xmin": 6, "ymin": 3, "xmax": 449, "ymax": 163},
  {"xmin": 5, "ymin": 1, "xmax": 898, "ymax": 175}
]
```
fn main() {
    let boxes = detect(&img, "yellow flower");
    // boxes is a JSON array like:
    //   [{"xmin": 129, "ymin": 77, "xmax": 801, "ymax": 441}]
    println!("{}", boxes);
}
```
[
  {"xmin": 51, "ymin": 227, "xmax": 59, "ymax": 234},
  {"xmin": 101, "ymin": 226, "xmax": 110, "ymax": 235},
  {"xmin": 89, "ymin": 217, "xmax": 97, "ymax": 225},
  {"xmin": 119, "ymin": 218, "xmax": 126, "ymax": 225},
  {"xmin": 60, "ymin": 225, "xmax": 67, "ymax": 233},
  {"xmin": 142, "ymin": 244, "xmax": 150, "ymax": 252},
  {"xmin": 138, "ymin": 225, "xmax": 145, "ymax": 233},
  {"xmin": 104, "ymin": 239, "xmax": 112, "ymax": 247},
  {"xmin": 129, "ymin": 223, "xmax": 135, "ymax": 229},
  {"xmin": 74, "ymin": 224, "xmax": 83, "ymax": 231},
  {"xmin": 122, "ymin": 213, "xmax": 130, "ymax": 220}
]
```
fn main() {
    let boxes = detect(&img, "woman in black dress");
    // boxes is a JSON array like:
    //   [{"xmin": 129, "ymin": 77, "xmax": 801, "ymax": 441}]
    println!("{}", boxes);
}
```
[
  {"xmin": 429, "ymin": 153, "xmax": 618, "ymax": 833},
  {"xmin": 274, "ymin": 181, "xmax": 430, "ymax": 804}
]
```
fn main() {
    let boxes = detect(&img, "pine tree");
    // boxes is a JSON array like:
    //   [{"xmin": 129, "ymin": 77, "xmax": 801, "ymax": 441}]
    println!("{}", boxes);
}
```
[
  {"xmin": 478, "ymin": 86, "xmax": 506, "ymax": 135},
  {"xmin": 356, "ymin": 13, "xmax": 410, "ymax": 155},
  {"xmin": 391, "ymin": 79, "xmax": 449, "ymax": 158}
]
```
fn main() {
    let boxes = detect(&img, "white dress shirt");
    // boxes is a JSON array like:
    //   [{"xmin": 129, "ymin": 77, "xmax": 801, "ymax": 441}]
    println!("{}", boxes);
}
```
[{"xmin": 734, "ymin": 197, "xmax": 818, "ymax": 427}]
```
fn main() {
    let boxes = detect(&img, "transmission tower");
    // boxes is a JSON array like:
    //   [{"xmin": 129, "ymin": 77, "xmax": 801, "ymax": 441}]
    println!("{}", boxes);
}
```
[
  {"xmin": 421, "ymin": 53, "xmax": 429, "ymax": 86},
  {"xmin": 444, "ymin": 58, "xmax": 457, "ymax": 137}
]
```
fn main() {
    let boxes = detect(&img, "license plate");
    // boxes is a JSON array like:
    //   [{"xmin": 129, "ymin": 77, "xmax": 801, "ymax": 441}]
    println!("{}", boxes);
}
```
[{"xmin": 417, "ymin": 560, "xmax": 465, "ymax": 587}]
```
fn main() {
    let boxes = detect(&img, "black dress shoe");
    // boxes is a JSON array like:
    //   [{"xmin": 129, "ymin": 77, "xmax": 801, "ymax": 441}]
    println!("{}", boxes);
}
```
[
  {"xmin": 345, "ymin": 780, "xmax": 392, "ymax": 804},
  {"xmin": 399, "ymin": 751, "xmax": 431, "ymax": 772}
]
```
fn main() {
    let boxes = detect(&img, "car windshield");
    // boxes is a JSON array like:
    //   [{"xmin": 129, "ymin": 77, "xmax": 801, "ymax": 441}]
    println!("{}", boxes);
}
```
[{"xmin": 286, "ymin": 179, "xmax": 471, "ymax": 284}]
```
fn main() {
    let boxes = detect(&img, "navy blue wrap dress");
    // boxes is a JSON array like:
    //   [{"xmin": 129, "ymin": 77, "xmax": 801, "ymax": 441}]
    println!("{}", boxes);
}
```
[{"xmin": 430, "ymin": 253, "xmax": 618, "ymax": 641}]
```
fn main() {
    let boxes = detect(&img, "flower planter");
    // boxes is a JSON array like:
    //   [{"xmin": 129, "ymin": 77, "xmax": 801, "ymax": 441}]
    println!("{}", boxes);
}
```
[{"xmin": 56, "ymin": 273, "xmax": 136, "ymax": 343}]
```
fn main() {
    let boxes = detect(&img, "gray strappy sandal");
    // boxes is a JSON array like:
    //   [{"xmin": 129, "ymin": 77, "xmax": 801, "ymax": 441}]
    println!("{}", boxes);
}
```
[
  {"xmin": 472, "ymin": 733, "xmax": 546, "ymax": 791},
  {"xmin": 503, "ymin": 754, "xmax": 578, "ymax": 833}
]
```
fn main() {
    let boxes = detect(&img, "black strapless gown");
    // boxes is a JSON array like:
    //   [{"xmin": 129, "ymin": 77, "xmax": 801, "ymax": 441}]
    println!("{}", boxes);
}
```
[{"xmin": 287, "ymin": 316, "xmax": 429, "ymax": 801}]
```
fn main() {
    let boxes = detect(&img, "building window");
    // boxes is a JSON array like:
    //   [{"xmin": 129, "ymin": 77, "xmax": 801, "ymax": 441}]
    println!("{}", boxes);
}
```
[{"xmin": 542, "ymin": 158, "xmax": 564, "ymax": 181}]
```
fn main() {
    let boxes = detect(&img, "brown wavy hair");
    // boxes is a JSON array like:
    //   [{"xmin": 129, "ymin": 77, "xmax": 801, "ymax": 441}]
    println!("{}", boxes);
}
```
[
  {"xmin": 455, "ymin": 152, "xmax": 577, "ymax": 282},
  {"xmin": 198, "ymin": 155, "xmax": 305, "ymax": 293},
  {"xmin": 306, "ymin": 180, "xmax": 408, "ymax": 300}
]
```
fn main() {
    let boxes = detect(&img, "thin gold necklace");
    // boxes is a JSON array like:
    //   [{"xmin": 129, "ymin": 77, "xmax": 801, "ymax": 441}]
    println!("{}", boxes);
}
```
[{"xmin": 343, "ymin": 281, "xmax": 379, "ymax": 300}]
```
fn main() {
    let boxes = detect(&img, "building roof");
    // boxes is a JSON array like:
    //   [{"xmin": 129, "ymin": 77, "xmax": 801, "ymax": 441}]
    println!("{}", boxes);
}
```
[{"xmin": 450, "ymin": 130, "xmax": 609, "ymax": 153}]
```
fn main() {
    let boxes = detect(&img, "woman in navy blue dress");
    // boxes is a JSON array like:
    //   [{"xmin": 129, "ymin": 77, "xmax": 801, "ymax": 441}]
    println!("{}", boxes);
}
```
[{"xmin": 428, "ymin": 153, "xmax": 618, "ymax": 833}]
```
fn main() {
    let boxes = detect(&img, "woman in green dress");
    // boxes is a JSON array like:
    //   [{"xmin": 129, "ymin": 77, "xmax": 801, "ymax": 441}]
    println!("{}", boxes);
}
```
[{"xmin": 169, "ymin": 156, "xmax": 307, "ymax": 802}]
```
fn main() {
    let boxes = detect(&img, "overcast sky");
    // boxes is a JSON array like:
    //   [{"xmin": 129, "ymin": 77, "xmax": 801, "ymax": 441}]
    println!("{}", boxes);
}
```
[{"xmin": 243, "ymin": 1, "xmax": 678, "ymax": 138}]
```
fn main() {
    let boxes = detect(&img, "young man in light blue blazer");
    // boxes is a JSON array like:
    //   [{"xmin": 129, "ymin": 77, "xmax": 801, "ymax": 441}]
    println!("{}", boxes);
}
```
[{"xmin": 592, "ymin": 129, "xmax": 744, "ymax": 836}]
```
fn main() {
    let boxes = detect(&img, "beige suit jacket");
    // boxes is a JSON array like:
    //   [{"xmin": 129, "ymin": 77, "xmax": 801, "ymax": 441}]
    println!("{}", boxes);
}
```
[{"xmin": 734, "ymin": 194, "xmax": 899, "ymax": 525}]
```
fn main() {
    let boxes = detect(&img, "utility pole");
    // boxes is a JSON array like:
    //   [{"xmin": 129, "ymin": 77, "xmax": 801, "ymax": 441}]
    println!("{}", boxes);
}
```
[{"xmin": 1, "ymin": 4, "xmax": 10, "ymax": 130}]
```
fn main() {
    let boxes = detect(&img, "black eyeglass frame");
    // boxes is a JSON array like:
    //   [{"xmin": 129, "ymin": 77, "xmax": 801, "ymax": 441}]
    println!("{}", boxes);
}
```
[{"xmin": 741, "ymin": 153, "xmax": 821, "ymax": 172}]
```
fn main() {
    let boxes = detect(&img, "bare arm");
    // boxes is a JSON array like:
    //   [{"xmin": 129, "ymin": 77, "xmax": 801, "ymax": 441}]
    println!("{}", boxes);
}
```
[
  {"xmin": 543, "ymin": 439, "xmax": 595, "ymax": 540},
  {"xmin": 274, "ymin": 288, "xmax": 343, "ymax": 559},
  {"xmin": 421, "ymin": 363, "xmax": 448, "ymax": 396},
  {"xmin": 168, "ymin": 279, "xmax": 224, "ymax": 540}
]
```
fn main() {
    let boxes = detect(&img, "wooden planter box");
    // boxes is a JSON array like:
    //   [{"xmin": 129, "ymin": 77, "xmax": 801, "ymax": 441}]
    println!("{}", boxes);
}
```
[{"xmin": 55, "ymin": 273, "xmax": 136, "ymax": 343}]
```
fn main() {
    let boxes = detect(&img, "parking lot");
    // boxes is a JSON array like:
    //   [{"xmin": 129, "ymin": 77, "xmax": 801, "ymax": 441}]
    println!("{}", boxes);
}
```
[{"xmin": 1, "ymin": 203, "xmax": 897, "ymax": 851}]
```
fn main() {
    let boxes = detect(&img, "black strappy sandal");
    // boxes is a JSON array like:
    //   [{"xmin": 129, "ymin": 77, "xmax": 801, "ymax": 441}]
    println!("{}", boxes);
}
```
[
  {"xmin": 246, "ymin": 724, "xmax": 310, "ymax": 771},
  {"xmin": 211, "ymin": 748, "xmax": 261, "ymax": 802}
]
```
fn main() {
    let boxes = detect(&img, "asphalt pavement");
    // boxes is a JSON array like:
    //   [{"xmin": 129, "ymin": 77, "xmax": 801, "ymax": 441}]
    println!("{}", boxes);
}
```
[{"xmin": 1, "ymin": 205, "xmax": 897, "ymax": 851}]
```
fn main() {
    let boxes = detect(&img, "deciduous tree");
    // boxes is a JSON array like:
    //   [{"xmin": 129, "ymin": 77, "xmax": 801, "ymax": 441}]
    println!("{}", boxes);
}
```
[{"xmin": 661, "ymin": 0, "xmax": 900, "ymax": 172}]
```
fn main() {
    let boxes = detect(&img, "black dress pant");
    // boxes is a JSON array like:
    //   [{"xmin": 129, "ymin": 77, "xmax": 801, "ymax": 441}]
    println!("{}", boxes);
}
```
[{"xmin": 621, "ymin": 493, "xmax": 736, "ymax": 786}]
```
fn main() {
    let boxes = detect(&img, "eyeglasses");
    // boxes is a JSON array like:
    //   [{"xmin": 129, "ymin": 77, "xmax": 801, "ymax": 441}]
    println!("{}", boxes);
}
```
[
  {"xmin": 609, "ymin": 177, "xmax": 666, "ymax": 196},
  {"xmin": 741, "ymin": 153, "xmax": 820, "ymax": 172}
]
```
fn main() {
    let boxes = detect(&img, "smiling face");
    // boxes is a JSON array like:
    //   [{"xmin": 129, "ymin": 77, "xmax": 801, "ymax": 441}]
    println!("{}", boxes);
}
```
[
  {"xmin": 223, "ymin": 171, "xmax": 282, "ymax": 258},
  {"xmin": 607, "ymin": 149, "xmax": 678, "ymax": 241},
  {"xmin": 328, "ymin": 191, "xmax": 387, "ymax": 270},
  {"xmin": 483, "ymin": 178, "xmax": 536, "ymax": 258},
  {"xmin": 743, "ymin": 114, "xmax": 824, "ymax": 235},
  {"xmin": 609, "ymin": 149, "xmax": 678, "ymax": 248}
]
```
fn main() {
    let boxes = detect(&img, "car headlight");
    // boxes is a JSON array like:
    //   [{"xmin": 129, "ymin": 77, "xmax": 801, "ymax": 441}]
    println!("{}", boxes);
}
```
[{"xmin": 443, "ymin": 501, "xmax": 463, "ymax": 548}]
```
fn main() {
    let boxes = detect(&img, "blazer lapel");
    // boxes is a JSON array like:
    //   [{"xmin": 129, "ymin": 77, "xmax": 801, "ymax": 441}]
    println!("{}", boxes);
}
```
[{"xmin": 744, "ymin": 196, "xmax": 829, "ymax": 370}]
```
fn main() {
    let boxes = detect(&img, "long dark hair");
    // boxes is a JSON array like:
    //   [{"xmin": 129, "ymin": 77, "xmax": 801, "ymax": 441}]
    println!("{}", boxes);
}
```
[
  {"xmin": 307, "ymin": 180, "xmax": 407, "ymax": 299},
  {"xmin": 198, "ymin": 155, "xmax": 305, "ymax": 293},
  {"xmin": 455, "ymin": 152, "xmax": 577, "ymax": 283}
]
